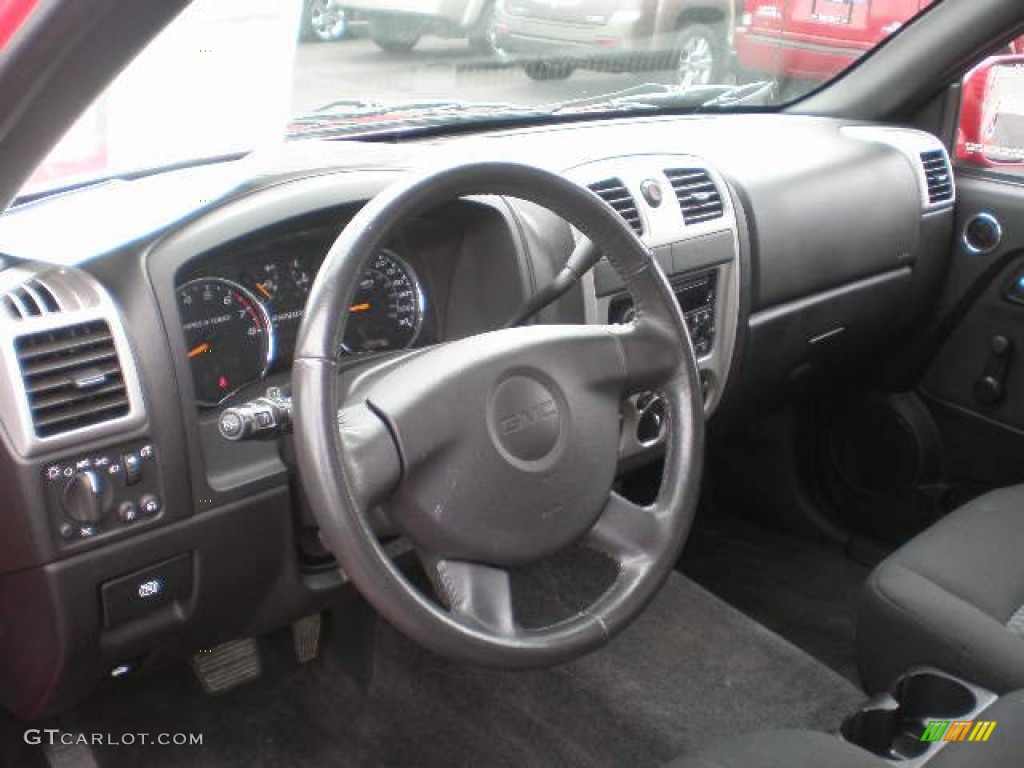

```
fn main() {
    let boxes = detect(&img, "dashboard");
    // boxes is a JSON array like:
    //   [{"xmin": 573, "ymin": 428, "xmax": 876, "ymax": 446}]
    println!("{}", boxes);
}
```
[{"xmin": 0, "ymin": 113, "xmax": 955, "ymax": 719}]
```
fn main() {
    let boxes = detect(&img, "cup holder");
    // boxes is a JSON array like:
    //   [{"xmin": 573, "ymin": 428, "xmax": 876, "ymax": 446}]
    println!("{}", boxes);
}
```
[
  {"xmin": 892, "ymin": 670, "xmax": 977, "ymax": 719},
  {"xmin": 840, "ymin": 669, "xmax": 990, "ymax": 763},
  {"xmin": 841, "ymin": 700, "xmax": 931, "ymax": 760}
]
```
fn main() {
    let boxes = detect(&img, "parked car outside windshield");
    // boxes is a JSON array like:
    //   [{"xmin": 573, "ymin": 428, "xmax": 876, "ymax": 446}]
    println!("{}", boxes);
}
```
[{"xmin": 23, "ymin": 0, "xmax": 950, "ymax": 198}]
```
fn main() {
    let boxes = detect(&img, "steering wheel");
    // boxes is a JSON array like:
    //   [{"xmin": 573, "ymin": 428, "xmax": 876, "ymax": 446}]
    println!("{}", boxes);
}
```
[{"xmin": 293, "ymin": 161, "xmax": 704, "ymax": 667}]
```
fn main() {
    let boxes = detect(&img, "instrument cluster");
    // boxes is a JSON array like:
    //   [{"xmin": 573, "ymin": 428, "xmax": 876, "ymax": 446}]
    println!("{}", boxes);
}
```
[{"xmin": 176, "ymin": 227, "xmax": 433, "ymax": 407}]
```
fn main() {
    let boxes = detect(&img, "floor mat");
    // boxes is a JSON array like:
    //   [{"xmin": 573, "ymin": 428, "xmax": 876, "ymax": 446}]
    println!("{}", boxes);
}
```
[
  {"xmin": 682, "ymin": 513, "xmax": 870, "ymax": 684},
  {"xmin": 37, "ymin": 572, "xmax": 863, "ymax": 768}
]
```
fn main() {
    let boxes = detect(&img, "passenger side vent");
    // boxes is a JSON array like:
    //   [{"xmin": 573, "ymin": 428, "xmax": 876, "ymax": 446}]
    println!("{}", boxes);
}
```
[
  {"xmin": 15, "ymin": 320, "xmax": 130, "ymax": 438},
  {"xmin": 3, "ymin": 278, "xmax": 62, "ymax": 319},
  {"xmin": 589, "ymin": 178, "xmax": 644, "ymax": 235},
  {"xmin": 920, "ymin": 149, "xmax": 953, "ymax": 205},
  {"xmin": 665, "ymin": 168, "xmax": 725, "ymax": 225}
]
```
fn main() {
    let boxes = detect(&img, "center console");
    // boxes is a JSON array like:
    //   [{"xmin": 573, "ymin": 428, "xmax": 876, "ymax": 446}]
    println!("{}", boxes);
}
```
[
  {"xmin": 568, "ymin": 154, "xmax": 742, "ymax": 463},
  {"xmin": 609, "ymin": 269, "xmax": 718, "ymax": 359},
  {"xmin": 840, "ymin": 668, "xmax": 1009, "ymax": 765}
]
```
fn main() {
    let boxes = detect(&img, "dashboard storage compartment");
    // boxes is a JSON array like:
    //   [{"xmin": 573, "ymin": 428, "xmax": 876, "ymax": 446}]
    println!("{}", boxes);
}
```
[
  {"xmin": 735, "ymin": 268, "xmax": 913, "ymax": 413},
  {"xmin": 840, "ymin": 668, "xmax": 997, "ymax": 763}
]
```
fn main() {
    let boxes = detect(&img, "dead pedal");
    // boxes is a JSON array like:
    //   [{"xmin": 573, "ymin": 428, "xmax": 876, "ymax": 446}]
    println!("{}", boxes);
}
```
[
  {"xmin": 292, "ymin": 613, "xmax": 322, "ymax": 664},
  {"xmin": 190, "ymin": 637, "xmax": 261, "ymax": 694}
]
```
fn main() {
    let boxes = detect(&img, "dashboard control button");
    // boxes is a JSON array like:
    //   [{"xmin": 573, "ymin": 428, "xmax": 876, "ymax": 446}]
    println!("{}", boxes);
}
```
[
  {"xmin": 122, "ymin": 452, "xmax": 142, "ymax": 485},
  {"xmin": 58, "ymin": 522, "xmax": 75, "ymax": 540},
  {"xmin": 101, "ymin": 555, "xmax": 193, "ymax": 628},
  {"xmin": 641, "ymin": 179, "xmax": 664, "ymax": 208},
  {"xmin": 118, "ymin": 501, "xmax": 139, "ymax": 523},
  {"xmin": 140, "ymin": 495, "xmax": 162, "ymax": 516},
  {"xmin": 139, "ymin": 444, "xmax": 155, "ymax": 460}
]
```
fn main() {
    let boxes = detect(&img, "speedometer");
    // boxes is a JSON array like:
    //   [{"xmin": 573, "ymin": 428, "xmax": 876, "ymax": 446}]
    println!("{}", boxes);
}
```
[
  {"xmin": 178, "ymin": 277, "xmax": 275, "ymax": 406},
  {"xmin": 342, "ymin": 249, "xmax": 425, "ymax": 354}
]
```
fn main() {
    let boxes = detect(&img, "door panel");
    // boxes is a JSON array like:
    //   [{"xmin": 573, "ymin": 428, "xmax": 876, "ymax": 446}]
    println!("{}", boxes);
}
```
[{"xmin": 919, "ymin": 174, "xmax": 1024, "ymax": 502}]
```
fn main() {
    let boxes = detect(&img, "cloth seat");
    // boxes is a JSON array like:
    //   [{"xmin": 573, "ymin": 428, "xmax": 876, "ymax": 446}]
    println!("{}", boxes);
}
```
[
  {"xmin": 858, "ymin": 485, "xmax": 1024, "ymax": 694},
  {"xmin": 663, "ymin": 730, "xmax": 884, "ymax": 768}
]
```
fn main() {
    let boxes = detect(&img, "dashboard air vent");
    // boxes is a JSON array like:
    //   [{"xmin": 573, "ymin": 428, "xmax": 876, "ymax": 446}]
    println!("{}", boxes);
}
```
[
  {"xmin": 589, "ymin": 178, "xmax": 644, "ymax": 235},
  {"xmin": 15, "ymin": 320, "xmax": 129, "ymax": 438},
  {"xmin": 920, "ymin": 150, "xmax": 953, "ymax": 205},
  {"xmin": 3, "ymin": 278, "xmax": 62, "ymax": 319},
  {"xmin": 666, "ymin": 168, "xmax": 724, "ymax": 225}
]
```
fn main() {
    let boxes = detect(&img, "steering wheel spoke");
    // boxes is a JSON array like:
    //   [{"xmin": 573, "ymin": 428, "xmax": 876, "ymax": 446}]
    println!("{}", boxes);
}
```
[
  {"xmin": 429, "ymin": 558, "xmax": 517, "ymax": 637},
  {"xmin": 585, "ymin": 492, "xmax": 667, "ymax": 566},
  {"xmin": 612, "ymin": 320, "xmax": 688, "ymax": 395}
]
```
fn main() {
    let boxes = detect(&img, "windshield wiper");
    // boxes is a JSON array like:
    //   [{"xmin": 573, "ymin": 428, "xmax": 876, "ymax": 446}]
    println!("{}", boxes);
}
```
[
  {"xmin": 548, "ymin": 80, "xmax": 777, "ymax": 114},
  {"xmin": 287, "ymin": 99, "xmax": 550, "ymax": 140},
  {"xmin": 286, "ymin": 82, "xmax": 777, "ymax": 142}
]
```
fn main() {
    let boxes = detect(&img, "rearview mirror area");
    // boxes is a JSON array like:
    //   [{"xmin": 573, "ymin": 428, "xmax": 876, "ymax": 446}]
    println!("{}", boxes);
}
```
[{"xmin": 958, "ymin": 54, "xmax": 1024, "ymax": 170}]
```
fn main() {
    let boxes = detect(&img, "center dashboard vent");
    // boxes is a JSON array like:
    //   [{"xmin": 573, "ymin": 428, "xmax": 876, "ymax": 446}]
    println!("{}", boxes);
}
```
[
  {"xmin": 589, "ymin": 178, "xmax": 644, "ymax": 235},
  {"xmin": 666, "ymin": 168, "xmax": 724, "ymax": 225},
  {"xmin": 15, "ymin": 320, "xmax": 130, "ymax": 438},
  {"xmin": 920, "ymin": 149, "xmax": 954, "ymax": 205},
  {"xmin": 3, "ymin": 278, "xmax": 62, "ymax": 319}
]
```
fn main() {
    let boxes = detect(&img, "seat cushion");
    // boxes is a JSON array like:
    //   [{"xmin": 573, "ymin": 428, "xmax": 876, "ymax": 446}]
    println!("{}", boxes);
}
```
[
  {"xmin": 858, "ymin": 485, "xmax": 1024, "ymax": 693},
  {"xmin": 664, "ymin": 729, "xmax": 884, "ymax": 768}
]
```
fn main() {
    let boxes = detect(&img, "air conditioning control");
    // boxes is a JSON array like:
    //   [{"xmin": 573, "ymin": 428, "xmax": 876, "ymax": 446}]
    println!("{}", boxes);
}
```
[{"xmin": 62, "ymin": 470, "xmax": 111, "ymax": 524}]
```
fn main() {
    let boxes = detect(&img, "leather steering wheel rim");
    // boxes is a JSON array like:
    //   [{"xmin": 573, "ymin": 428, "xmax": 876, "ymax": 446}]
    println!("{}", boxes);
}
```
[{"xmin": 293, "ymin": 161, "xmax": 704, "ymax": 667}]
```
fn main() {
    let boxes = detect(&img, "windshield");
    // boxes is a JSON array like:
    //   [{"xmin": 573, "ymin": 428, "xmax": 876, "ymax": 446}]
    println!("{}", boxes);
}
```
[{"xmin": 23, "ymin": 0, "xmax": 941, "ymax": 195}]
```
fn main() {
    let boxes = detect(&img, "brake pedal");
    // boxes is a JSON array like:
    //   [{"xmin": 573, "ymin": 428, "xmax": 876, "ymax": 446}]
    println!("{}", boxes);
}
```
[
  {"xmin": 292, "ymin": 613, "xmax": 322, "ymax": 664},
  {"xmin": 190, "ymin": 638, "xmax": 261, "ymax": 694},
  {"xmin": 42, "ymin": 735, "xmax": 98, "ymax": 768}
]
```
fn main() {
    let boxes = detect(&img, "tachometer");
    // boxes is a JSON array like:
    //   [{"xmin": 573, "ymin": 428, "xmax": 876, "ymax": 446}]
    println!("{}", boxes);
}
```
[
  {"xmin": 177, "ymin": 277, "xmax": 275, "ymax": 406},
  {"xmin": 342, "ymin": 249, "xmax": 424, "ymax": 354}
]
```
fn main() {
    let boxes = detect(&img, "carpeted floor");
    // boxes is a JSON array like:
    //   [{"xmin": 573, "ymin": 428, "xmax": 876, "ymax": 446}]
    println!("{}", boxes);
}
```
[
  {"xmin": 681, "ymin": 512, "xmax": 870, "ymax": 684},
  {"xmin": 33, "ymin": 567, "xmax": 864, "ymax": 768}
]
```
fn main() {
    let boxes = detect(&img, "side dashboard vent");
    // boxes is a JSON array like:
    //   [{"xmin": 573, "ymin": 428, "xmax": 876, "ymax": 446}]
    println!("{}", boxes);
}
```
[
  {"xmin": 920, "ymin": 149, "xmax": 953, "ymax": 205},
  {"xmin": 15, "ymin": 320, "xmax": 130, "ymax": 438},
  {"xmin": 589, "ymin": 178, "xmax": 644, "ymax": 235},
  {"xmin": 666, "ymin": 168, "xmax": 725, "ymax": 225},
  {"xmin": 3, "ymin": 278, "xmax": 62, "ymax": 319}
]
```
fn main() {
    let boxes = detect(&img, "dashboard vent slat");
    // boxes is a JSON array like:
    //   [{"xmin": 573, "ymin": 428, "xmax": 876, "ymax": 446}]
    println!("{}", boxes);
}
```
[
  {"xmin": 666, "ymin": 168, "xmax": 725, "ymax": 225},
  {"xmin": 15, "ymin": 320, "xmax": 130, "ymax": 438},
  {"xmin": 588, "ymin": 178, "xmax": 644, "ymax": 235},
  {"xmin": 3, "ymin": 278, "xmax": 62, "ymax": 319},
  {"xmin": 920, "ymin": 149, "xmax": 954, "ymax": 205}
]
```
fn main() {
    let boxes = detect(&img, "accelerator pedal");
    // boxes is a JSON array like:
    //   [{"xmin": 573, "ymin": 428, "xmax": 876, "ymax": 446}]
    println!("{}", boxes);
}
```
[
  {"xmin": 292, "ymin": 613, "xmax": 323, "ymax": 664},
  {"xmin": 190, "ymin": 638, "xmax": 261, "ymax": 694}
]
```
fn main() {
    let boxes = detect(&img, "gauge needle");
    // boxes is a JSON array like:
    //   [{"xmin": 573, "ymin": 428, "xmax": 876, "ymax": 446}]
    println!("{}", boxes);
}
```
[
  {"xmin": 188, "ymin": 342, "xmax": 211, "ymax": 359},
  {"xmin": 255, "ymin": 282, "xmax": 273, "ymax": 299},
  {"xmin": 349, "ymin": 303, "xmax": 371, "ymax": 313}
]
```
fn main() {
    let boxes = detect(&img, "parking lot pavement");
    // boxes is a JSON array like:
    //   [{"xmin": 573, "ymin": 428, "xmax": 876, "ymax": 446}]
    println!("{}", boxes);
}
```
[{"xmin": 291, "ymin": 38, "xmax": 678, "ymax": 116}]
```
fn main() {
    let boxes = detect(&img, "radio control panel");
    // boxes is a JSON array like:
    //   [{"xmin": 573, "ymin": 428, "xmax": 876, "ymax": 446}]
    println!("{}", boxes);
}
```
[{"xmin": 609, "ymin": 270, "xmax": 718, "ymax": 358}]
